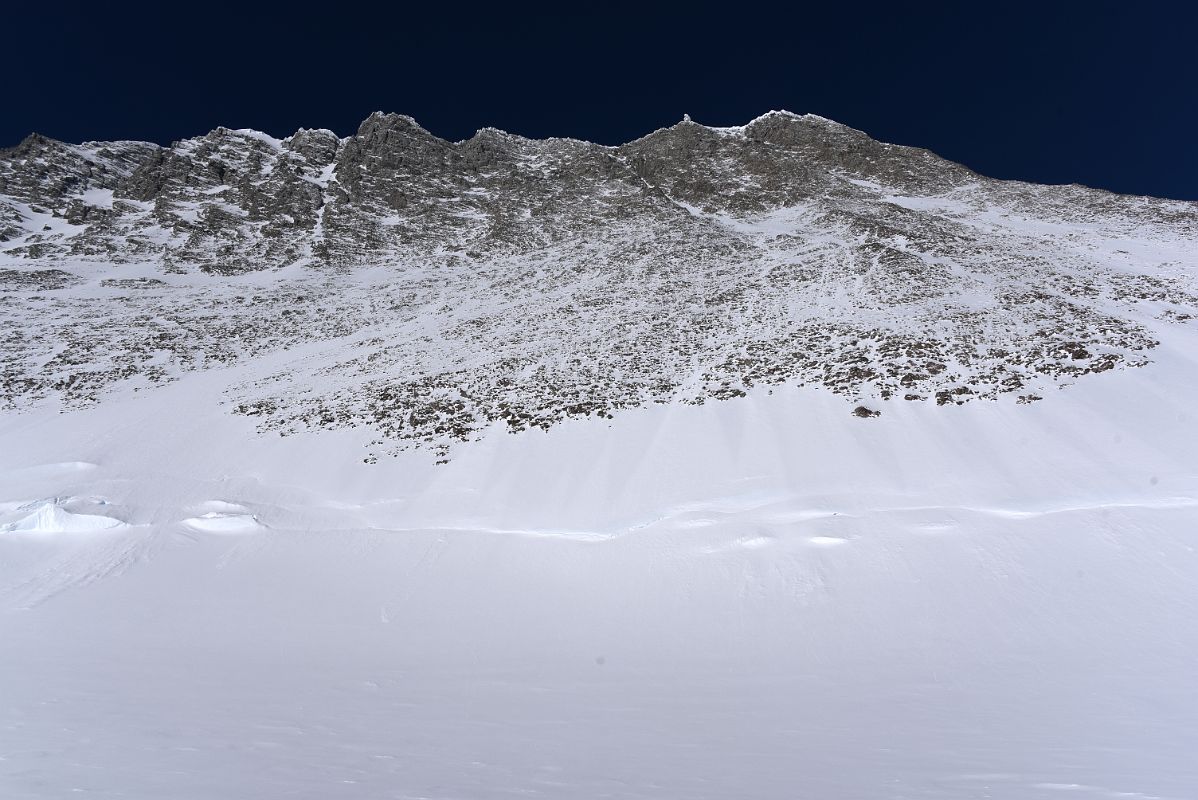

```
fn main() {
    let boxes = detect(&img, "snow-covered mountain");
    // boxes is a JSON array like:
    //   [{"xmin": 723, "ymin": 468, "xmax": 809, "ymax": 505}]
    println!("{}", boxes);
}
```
[
  {"xmin": 2, "ymin": 113, "xmax": 1197, "ymax": 799},
  {"xmin": 3, "ymin": 111, "xmax": 1195, "ymax": 458}
]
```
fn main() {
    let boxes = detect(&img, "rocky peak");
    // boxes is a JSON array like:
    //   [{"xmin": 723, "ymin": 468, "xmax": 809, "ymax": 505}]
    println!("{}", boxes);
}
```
[
  {"xmin": 353, "ymin": 112, "xmax": 438, "ymax": 148},
  {"xmin": 741, "ymin": 110, "xmax": 861, "ymax": 148},
  {"xmin": 0, "ymin": 133, "xmax": 157, "ymax": 208},
  {"xmin": 1, "ymin": 131, "xmax": 56, "ymax": 158},
  {"xmin": 457, "ymin": 127, "xmax": 539, "ymax": 173},
  {"xmin": 284, "ymin": 128, "xmax": 341, "ymax": 168},
  {"xmin": 333, "ymin": 113, "xmax": 454, "ymax": 205},
  {"xmin": 741, "ymin": 111, "xmax": 975, "ymax": 194}
]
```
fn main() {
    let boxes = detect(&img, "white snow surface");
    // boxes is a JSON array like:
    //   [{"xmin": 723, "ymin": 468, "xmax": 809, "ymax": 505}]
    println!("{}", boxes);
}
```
[{"xmin": 2, "ymin": 316, "xmax": 1198, "ymax": 799}]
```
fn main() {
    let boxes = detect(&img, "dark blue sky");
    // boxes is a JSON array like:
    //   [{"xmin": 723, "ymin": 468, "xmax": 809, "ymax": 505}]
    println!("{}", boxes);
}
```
[{"xmin": 5, "ymin": 1, "xmax": 1195, "ymax": 199}]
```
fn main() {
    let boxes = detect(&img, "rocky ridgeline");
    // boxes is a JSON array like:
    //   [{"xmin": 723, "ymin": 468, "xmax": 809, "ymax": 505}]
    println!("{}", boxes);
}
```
[{"xmin": 1, "ymin": 112, "xmax": 1195, "ymax": 459}]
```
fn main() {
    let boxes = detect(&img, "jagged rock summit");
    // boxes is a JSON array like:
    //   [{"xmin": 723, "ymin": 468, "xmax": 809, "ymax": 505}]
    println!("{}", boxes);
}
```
[{"xmin": 1, "ymin": 111, "xmax": 1196, "ymax": 460}]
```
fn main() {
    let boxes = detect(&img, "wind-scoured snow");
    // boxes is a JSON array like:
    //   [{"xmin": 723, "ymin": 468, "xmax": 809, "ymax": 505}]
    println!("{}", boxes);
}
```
[{"xmin": 0, "ymin": 112, "xmax": 1196, "ymax": 799}]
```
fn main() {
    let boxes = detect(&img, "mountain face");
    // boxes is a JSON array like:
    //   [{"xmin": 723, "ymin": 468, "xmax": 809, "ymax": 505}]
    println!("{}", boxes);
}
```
[{"xmin": 1, "ymin": 111, "xmax": 1195, "ymax": 460}]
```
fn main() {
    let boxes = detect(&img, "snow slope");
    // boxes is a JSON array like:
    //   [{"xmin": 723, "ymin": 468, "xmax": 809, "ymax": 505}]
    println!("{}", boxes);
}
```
[{"xmin": 2, "ymin": 316, "xmax": 1197, "ymax": 799}]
